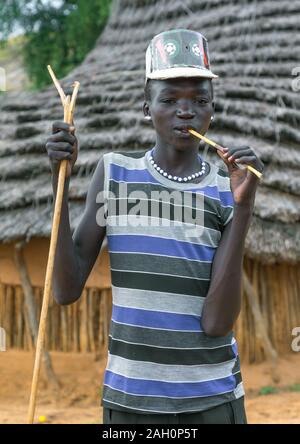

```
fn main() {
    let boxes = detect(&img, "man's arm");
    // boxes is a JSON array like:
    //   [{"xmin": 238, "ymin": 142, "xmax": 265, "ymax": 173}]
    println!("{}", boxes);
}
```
[
  {"xmin": 46, "ymin": 121, "xmax": 106, "ymax": 305},
  {"xmin": 201, "ymin": 203, "xmax": 253, "ymax": 337},
  {"xmin": 200, "ymin": 143, "xmax": 264, "ymax": 337},
  {"xmin": 52, "ymin": 158, "xmax": 106, "ymax": 305}
]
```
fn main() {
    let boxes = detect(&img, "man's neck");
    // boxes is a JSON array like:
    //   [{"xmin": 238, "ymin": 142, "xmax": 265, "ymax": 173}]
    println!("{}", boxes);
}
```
[{"xmin": 152, "ymin": 142, "xmax": 209, "ymax": 182}]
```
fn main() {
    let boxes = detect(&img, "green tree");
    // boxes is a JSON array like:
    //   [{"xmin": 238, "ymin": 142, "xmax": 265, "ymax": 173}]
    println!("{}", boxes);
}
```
[{"xmin": 0, "ymin": 0, "xmax": 112, "ymax": 89}]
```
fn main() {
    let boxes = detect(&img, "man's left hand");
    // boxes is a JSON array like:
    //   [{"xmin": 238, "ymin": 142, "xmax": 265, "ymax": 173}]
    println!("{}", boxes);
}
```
[{"xmin": 217, "ymin": 145, "xmax": 264, "ymax": 207}]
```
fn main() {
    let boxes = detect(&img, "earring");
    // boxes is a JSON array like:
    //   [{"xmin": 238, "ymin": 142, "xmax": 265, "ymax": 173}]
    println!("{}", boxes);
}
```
[
  {"xmin": 210, "ymin": 116, "xmax": 214, "ymax": 121},
  {"xmin": 144, "ymin": 115, "xmax": 152, "ymax": 120}
]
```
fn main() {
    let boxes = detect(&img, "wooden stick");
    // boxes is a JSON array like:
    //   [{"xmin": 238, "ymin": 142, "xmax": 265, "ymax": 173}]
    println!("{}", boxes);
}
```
[
  {"xmin": 69, "ymin": 82, "xmax": 80, "ymax": 123},
  {"xmin": 27, "ymin": 67, "xmax": 80, "ymax": 424},
  {"xmin": 14, "ymin": 241, "xmax": 59, "ymax": 389},
  {"xmin": 188, "ymin": 129, "xmax": 262, "ymax": 179},
  {"xmin": 47, "ymin": 65, "xmax": 66, "ymax": 107}
]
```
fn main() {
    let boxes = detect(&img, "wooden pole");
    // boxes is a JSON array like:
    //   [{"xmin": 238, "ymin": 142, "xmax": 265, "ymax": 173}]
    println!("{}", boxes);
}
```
[
  {"xmin": 242, "ymin": 268, "xmax": 280, "ymax": 383},
  {"xmin": 27, "ymin": 67, "xmax": 80, "ymax": 424}
]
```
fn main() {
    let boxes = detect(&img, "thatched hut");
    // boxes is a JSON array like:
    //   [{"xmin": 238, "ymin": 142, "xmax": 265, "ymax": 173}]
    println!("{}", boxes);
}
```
[{"xmin": 0, "ymin": 0, "xmax": 299, "ymax": 364}]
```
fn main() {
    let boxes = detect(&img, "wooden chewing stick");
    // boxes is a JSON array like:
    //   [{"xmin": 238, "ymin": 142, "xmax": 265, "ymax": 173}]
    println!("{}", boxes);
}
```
[
  {"xmin": 188, "ymin": 129, "xmax": 262, "ymax": 179},
  {"xmin": 27, "ymin": 67, "xmax": 80, "ymax": 424}
]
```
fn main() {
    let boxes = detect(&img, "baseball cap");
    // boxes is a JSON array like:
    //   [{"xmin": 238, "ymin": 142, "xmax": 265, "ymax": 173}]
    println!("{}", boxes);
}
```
[{"xmin": 145, "ymin": 29, "xmax": 218, "ymax": 82}]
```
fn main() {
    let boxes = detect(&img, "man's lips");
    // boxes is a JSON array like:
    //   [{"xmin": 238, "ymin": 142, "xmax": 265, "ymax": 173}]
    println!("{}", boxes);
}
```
[
  {"xmin": 173, "ymin": 125, "xmax": 197, "ymax": 133},
  {"xmin": 173, "ymin": 125, "xmax": 198, "ymax": 136}
]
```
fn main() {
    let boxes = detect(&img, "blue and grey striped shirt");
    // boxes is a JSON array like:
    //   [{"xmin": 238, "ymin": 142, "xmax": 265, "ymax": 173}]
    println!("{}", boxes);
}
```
[{"xmin": 101, "ymin": 149, "xmax": 244, "ymax": 414}]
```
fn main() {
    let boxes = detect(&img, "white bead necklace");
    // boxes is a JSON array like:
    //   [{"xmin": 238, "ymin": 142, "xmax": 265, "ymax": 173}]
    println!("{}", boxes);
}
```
[{"xmin": 149, "ymin": 149, "xmax": 206, "ymax": 183}]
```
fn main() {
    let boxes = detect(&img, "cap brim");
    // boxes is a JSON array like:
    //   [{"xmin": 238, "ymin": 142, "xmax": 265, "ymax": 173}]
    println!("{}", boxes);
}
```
[{"xmin": 147, "ymin": 66, "xmax": 218, "ymax": 80}]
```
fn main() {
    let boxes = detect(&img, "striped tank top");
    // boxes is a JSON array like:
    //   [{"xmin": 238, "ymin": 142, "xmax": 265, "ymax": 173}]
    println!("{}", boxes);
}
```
[{"xmin": 101, "ymin": 149, "xmax": 244, "ymax": 414}]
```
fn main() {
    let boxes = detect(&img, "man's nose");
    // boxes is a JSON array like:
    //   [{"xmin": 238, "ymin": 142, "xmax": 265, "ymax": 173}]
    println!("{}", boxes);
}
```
[{"xmin": 176, "ymin": 100, "xmax": 196, "ymax": 118}]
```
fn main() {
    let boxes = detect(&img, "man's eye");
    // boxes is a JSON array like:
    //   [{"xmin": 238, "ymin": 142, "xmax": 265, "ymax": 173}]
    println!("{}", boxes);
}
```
[
  {"xmin": 161, "ymin": 98, "xmax": 176, "ymax": 103},
  {"xmin": 195, "ymin": 98, "xmax": 209, "ymax": 104}
]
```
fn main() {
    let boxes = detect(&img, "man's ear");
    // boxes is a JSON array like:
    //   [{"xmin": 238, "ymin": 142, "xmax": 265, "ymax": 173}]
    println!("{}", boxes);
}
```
[
  {"xmin": 212, "ymin": 100, "xmax": 215, "ymax": 115},
  {"xmin": 143, "ymin": 101, "xmax": 151, "ymax": 118}
]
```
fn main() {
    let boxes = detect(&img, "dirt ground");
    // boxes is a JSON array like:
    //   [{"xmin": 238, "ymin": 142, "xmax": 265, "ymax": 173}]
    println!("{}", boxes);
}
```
[{"xmin": 0, "ymin": 350, "xmax": 299, "ymax": 424}]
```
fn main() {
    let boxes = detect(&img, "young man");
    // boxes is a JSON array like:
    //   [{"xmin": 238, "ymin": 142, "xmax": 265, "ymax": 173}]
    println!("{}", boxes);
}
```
[{"xmin": 46, "ymin": 29, "xmax": 264, "ymax": 424}]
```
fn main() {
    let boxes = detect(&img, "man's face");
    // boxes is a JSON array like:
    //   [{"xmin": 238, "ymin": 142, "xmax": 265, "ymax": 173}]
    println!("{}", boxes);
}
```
[{"xmin": 144, "ymin": 77, "xmax": 214, "ymax": 149}]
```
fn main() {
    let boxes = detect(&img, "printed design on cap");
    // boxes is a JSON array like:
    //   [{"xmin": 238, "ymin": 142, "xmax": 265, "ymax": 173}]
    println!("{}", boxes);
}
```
[
  {"xmin": 164, "ymin": 40, "xmax": 179, "ymax": 58},
  {"xmin": 190, "ymin": 42, "xmax": 201, "ymax": 57},
  {"xmin": 189, "ymin": 41, "xmax": 204, "ymax": 64}
]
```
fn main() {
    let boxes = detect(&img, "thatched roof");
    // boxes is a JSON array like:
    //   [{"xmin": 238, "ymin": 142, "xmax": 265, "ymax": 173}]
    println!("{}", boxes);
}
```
[{"xmin": 0, "ymin": 0, "xmax": 300, "ymax": 264}]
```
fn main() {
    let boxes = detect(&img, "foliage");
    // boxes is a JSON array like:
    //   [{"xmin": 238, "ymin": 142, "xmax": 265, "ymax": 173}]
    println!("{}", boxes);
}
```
[
  {"xmin": 288, "ymin": 383, "xmax": 300, "ymax": 392},
  {"xmin": 258, "ymin": 386, "xmax": 278, "ymax": 396},
  {"xmin": 0, "ymin": 0, "xmax": 112, "ymax": 89}
]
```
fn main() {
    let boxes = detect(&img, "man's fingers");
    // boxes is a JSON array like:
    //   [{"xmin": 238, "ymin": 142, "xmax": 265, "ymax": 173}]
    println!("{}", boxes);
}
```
[
  {"xmin": 217, "ymin": 150, "xmax": 231, "ymax": 167},
  {"xmin": 223, "ymin": 145, "xmax": 251, "ymax": 154},
  {"xmin": 48, "ymin": 151, "xmax": 73, "ymax": 161},
  {"xmin": 235, "ymin": 156, "xmax": 257, "ymax": 165},
  {"xmin": 52, "ymin": 121, "xmax": 75, "ymax": 134},
  {"xmin": 217, "ymin": 151, "xmax": 243, "ymax": 173},
  {"xmin": 223, "ymin": 148, "xmax": 252, "ymax": 161},
  {"xmin": 48, "ymin": 130, "xmax": 76, "ymax": 144},
  {"xmin": 46, "ymin": 141, "xmax": 74, "ymax": 153}
]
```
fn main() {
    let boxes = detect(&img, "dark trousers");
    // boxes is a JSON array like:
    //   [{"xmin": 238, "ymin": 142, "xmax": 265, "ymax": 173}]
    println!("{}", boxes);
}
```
[{"xmin": 103, "ymin": 396, "xmax": 247, "ymax": 424}]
